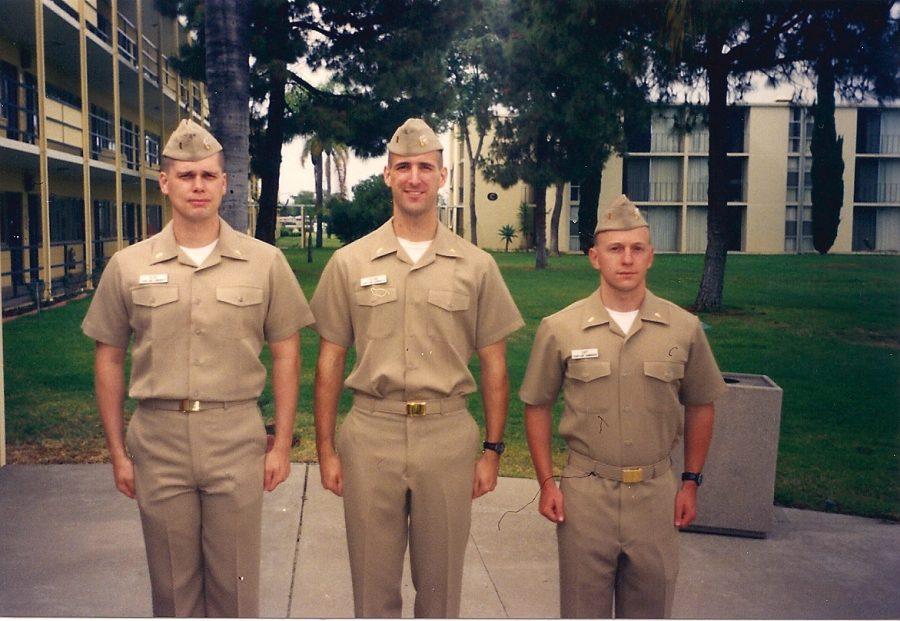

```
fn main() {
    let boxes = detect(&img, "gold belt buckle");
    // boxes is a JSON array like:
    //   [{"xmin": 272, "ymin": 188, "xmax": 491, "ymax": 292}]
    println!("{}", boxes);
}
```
[
  {"xmin": 406, "ymin": 401, "xmax": 426, "ymax": 417},
  {"xmin": 180, "ymin": 399, "xmax": 201, "ymax": 413},
  {"xmin": 622, "ymin": 467, "xmax": 644, "ymax": 484}
]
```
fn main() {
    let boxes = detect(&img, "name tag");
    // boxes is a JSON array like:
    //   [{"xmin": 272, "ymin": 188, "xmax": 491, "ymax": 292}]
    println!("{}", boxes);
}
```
[
  {"xmin": 571, "ymin": 348, "xmax": 599, "ymax": 360},
  {"xmin": 139, "ymin": 273, "xmax": 169, "ymax": 284},
  {"xmin": 360, "ymin": 274, "xmax": 388, "ymax": 287}
]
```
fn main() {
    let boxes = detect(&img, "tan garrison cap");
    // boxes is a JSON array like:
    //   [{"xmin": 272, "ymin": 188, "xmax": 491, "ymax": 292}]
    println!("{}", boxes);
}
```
[
  {"xmin": 594, "ymin": 194, "xmax": 648, "ymax": 233},
  {"xmin": 387, "ymin": 118, "xmax": 443, "ymax": 155},
  {"xmin": 162, "ymin": 119, "xmax": 223, "ymax": 161}
]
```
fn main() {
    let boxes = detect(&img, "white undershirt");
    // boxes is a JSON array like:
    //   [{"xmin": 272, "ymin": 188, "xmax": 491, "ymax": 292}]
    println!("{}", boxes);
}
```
[
  {"xmin": 606, "ymin": 307, "xmax": 640, "ymax": 334},
  {"xmin": 179, "ymin": 240, "xmax": 218, "ymax": 267},
  {"xmin": 397, "ymin": 237, "xmax": 433, "ymax": 264}
]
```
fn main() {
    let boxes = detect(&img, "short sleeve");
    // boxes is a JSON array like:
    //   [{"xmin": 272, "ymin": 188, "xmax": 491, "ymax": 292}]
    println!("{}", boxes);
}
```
[
  {"xmin": 264, "ymin": 250, "xmax": 315, "ymax": 343},
  {"xmin": 475, "ymin": 257, "xmax": 524, "ymax": 349},
  {"xmin": 309, "ymin": 253, "xmax": 353, "ymax": 348},
  {"xmin": 680, "ymin": 319, "xmax": 727, "ymax": 406},
  {"xmin": 81, "ymin": 254, "xmax": 131, "ymax": 348},
  {"xmin": 519, "ymin": 317, "xmax": 565, "ymax": 405}
]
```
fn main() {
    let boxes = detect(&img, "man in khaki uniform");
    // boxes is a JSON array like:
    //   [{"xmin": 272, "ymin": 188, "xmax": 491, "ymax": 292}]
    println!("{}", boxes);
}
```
[
  {"xmin": 82, "ymin": 119, "xmax": 314, "ymax": 617},
  {"xmin": 521, "ymin": 194, "xmax": 726, "ymax": 618},
  {"xmin": 311, "ymin": 118, "xmax": 523, "ymax": 618}
]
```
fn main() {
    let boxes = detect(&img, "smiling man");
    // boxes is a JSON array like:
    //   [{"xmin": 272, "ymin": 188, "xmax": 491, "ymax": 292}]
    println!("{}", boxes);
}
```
[
  {"xmin": 82, "ymin": 119, "xmax": 313, "ymax": 617},
  {"xmin": 520, "ymin": 194, "xmax": 727, "ymax": 618},
  {"xmin": 310, "ymin": 118, "xmax": 523, "ymax": 617}
]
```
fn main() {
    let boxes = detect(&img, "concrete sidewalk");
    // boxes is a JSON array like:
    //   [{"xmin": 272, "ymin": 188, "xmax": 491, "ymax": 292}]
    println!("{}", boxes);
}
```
[{"xmin": 0, "ymin": 464, "xmax": 897, "ymax": 618}]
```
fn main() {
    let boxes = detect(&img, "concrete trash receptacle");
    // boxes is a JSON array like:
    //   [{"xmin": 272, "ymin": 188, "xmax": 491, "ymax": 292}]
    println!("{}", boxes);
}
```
[{"xmin": 672, "ymin": 372, "xmax": 783, "ymax": 538}]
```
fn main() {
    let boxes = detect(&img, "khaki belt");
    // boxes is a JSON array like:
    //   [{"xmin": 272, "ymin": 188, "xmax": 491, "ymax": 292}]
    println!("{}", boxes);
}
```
[
  {"xmin": 139, "ymin": 398, "xmax": 258, "ymax": 413},
  {"xmin": 568, "ymin": 448, "xmax": 671, "ymax": 484},
  {"xmin": 353, "ymin": 395, "xmax": 468, "ymax": 417}
]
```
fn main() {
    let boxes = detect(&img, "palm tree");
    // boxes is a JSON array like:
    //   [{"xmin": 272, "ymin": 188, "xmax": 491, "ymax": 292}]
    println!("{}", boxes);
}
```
[
  {"xmin": 302, "ymin": 136, "xmax": 349, "ymax": 247},
  {"xmin": 498, "ymin": 224, "xmax": 518, "ymax": 252},
  {"xmin": 204, "ymin": 0, "xmax": 250, "ymax": 232}
]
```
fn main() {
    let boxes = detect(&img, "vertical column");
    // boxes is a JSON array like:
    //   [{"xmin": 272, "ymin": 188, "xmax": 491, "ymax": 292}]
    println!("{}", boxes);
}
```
[
  {"xmin": 681, "ymin": 147, "xmax": 690, "ymax": 253},
  {"xmin": 173, "ymin": 20, "xmax": 182, "ymax": 119},
  {"xmin": 136, "ymin": 0, "xmax": 147, "ymax": 239},
  {"xmin": 34, "ymin": 0, "xmax": 52, "ymax": 301},
  {"xmin": 111, "ymin": 0, "xmax": 123, "ymax": 250},
  {"xmin": 79, "ymin": 0, "xmax": 94, "ymax": 287},
  {"xmin": 0, "ymin": 276, "xmax": 5, "ymax": 466},
  {"xmin": 157, "ymin": 21, "xmax": 168, "ymax": 221}
]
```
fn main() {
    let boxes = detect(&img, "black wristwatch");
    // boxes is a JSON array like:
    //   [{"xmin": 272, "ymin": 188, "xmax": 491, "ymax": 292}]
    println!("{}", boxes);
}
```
[
  {"xmin": 681, "ymin": 471, "xmax": 703, "ymax": 486},
  {"xmin": 483, "ymin": 441, "xmax": 506, "ymax": 455}
]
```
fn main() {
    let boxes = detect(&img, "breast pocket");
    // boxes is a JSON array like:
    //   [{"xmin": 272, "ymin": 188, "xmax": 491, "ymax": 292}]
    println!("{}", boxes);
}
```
[
  {"xmin": 426, "ymin": 289, "xmax": 471, "ymax": 343},
  {"xmin": 131, "ymin": 285, "xmax": 180, "ymax": 341},
  {"xmin": 354, "ymin": 286, "xmax": 398, "ymax": 339},
  {"xmin": 216, "ymin": 285, "xmax": 265, "ymax": 339},
  {"xmin": 564, "ymin": 359, "xmax": 612, "ymax": 412},
  {"xmin": 642, "ymin": 361, "xmax": 685, "ymax": 412}
]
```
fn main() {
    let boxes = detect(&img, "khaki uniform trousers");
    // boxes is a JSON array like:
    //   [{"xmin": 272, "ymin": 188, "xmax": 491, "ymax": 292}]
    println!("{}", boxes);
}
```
[
  {"xmin": 558, "ymin": 451, "xmax": 680, "ymax": 618},
  {"xmin": 126, "ymin": 401, "xmax": 267, "ymax": 617},
  {"xmin": 337, "ymin": 397, "xmax": 481, "ymax": 618}
]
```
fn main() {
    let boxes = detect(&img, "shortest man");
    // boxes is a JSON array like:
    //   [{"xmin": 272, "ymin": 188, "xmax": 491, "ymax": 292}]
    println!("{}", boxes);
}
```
[
  {"xmin": 520, "ymin": 194, "xmax": 726, "ymax": 618},
  {"xmin": 82, "ymin": 119, "xmax": 314, "ymax": 617}
]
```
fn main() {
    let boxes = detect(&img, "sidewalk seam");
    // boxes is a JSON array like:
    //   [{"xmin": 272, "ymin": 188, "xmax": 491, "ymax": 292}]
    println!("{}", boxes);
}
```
[
  {"xmin": 469, "ymin": 531, "xmax": 509, "ymax": 618},
  {"xmin": 285, "ymin": 463, "xmax": 309, "ymax": 617}
]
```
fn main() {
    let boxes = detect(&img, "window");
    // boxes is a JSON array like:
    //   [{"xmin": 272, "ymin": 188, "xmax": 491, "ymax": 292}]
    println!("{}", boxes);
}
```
[
  {"xmin": 45, "ymin": 84, "xmax": 81, "ymax": 108},
  {"xmin": 855, "ymin": 159, "xmax": 900, "ymax": 203},
  {"xmin": 687, "ymin": 158, "xmax": 708, "ymax": 202},
  {"xmin": 121, "ymin": 119, "xmax": 138, "ymax": 169},
  {"xmin": 93, "ymin": 200, "xmax": 116, "ymax": 239},
  {"xmin": 90, "ymin": 104, "xmax": 113, "ymax": 159},
  {"xmin": 624, "ymin": 157, "xmax": 682, "ymax": 202},
  {"xmin": 639, "ymin": 205, "xmax": 680, "ymax": 251},
  {"xmin": 784, "ymin": 205, "xmax": 813, "ymax": 252},
  {"xmin": 569, "ymin": 184, "xmax": 580, "ymax": 204},
  {"xmin": 788, "ymin": 107, "xmax": 814, "ymax": 154},
  {"xmin": 568, "ymin": 204, "xmax": 580, "ymax": 252},
  {"xmin": 147, "ymin": 204, "xmax": 163, "ymax": 236},
  {"xmin": 49, "ymin": 195, "xmax": 85, "ymax": 242},
  {"xmin": 145, "ymin": 131, "xmax": 160, "ymax": 168},
  {"xmin": 726, "ymin": 108, "xmax": 747, "ymax": 153},
  {"xmin": 123, "ymin": 202, "xmax": 142, "ymax": 245}
]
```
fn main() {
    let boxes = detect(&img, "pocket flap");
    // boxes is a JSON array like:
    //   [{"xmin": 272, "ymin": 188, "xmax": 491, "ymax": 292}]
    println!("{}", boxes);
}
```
[
  {"xmin": 427, "ymin": 289, "xmax": 470, "ymax": 312},
  {"xmin": 566, "ymin": 359, "xmax": 611, "ymax": 382},
  {"xmin": 643, "ymin": 361, "xmax": 685, "ymax": 382},
  {"xmin": 131, "ymin": 285, "xmax": 179, "ymax": 308},
  {"xmin": 355, "ymin": 286, "xmax": 398, "ymax": 307},
  {"xmin": 216, "ymin": 286, "xmax": 264, "ymax": 307}
]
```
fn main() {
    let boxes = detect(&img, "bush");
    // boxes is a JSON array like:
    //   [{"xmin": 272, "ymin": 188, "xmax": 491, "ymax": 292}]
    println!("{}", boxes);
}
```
[{"xmin": 329, "ymin": 173, "xmax": 393, "ymax": 244}]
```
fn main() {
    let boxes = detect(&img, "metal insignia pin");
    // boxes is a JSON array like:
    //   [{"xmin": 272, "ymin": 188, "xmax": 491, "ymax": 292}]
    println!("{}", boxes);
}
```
[{"xmin": 418, "ymin": 135, "xmax": 428, "ymax": 147}]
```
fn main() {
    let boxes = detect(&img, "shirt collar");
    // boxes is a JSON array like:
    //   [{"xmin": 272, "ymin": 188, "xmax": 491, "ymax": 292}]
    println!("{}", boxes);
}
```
[
  {"xmin": 149, "ymin": 217, "xmax": 248, "ymax": 265},
  {"xmin": 369, "ymin": 218, "xmax": 461, "ymax": 261},
  {"xmin": 580, "ymin": 288, "xmax": 670, "ymax": 330}
]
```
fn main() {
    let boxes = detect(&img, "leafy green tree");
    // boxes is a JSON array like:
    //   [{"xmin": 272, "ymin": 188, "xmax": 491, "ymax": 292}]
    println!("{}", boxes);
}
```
[
  {"xmin": 498, "ymin": 224, "xmax": 518, "ymax": 252},
  {"xmin": 328, "ymin": 174, "xmax": 393, "ymax": 245},
  {"xmin": 447, "ymin": 0, "xmax": 505, "ymax": 246}
]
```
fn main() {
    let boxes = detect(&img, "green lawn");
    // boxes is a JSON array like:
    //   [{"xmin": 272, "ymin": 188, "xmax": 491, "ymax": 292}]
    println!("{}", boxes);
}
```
[{"xmin": 3, "ymin": 246, "xmax": 899, "ymax": 521}]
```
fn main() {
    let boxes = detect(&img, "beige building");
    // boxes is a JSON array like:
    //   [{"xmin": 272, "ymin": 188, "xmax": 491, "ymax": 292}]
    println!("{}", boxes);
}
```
[
  {"xmin": 0, "ymin": 0, "xmax": 210, "ymax": 313},
  {"xmin": 447, "ymin": 104, "xmax": 900, "ymax": 254}
]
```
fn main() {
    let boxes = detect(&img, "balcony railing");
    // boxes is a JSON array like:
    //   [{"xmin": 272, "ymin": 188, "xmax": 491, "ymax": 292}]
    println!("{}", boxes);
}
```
[
  {"xmin": 0, "ymin": 81, "xmax": 38, "ymax": 145},
  {"xmin": 626, "ymin": 180, "xmax": 682, "ymax": 203},
  {"xmin": 855, "ymin": 183, "xmax": 900, "ymax": 204},
  {"xmin": 117, "ymin": 14, "xmax": 138, "ymax": 67},
  {"xmin": 142, "ymin": 35, "xmax": 160, "ymax": 86}
]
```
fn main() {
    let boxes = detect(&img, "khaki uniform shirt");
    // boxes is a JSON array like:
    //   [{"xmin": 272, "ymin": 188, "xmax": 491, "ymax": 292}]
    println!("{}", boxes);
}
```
[
  {"xmin": 82, "ymin": 218, "xmax": 314, "ymax": 401},
  {"xmin": 310, "ymin": 219, "xmax": 523, "ymax": 400},
  {"xmin": 520, "ymin": 289, "xmax": 726, "ymax": 466}
]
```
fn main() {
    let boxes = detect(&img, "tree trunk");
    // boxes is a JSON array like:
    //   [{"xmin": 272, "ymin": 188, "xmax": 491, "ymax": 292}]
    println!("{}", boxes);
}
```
[
  {"xmin": 550, "ymin": 181, "xmax": 564, "ymax": 256},
  {"xmin": 312, "ymin": 148, "xmax": 324, "ymax": 252},
  {"xmin": 533, "ymin": 183, "xmax": 548, "ymax": 269},
  {"xmin": 577, "ymin": 163, "xmax": 602, "ymax": 254},
  {"xmin": 205, "ymin": 0, "xmax": 250, "ymax": 232},
  {"xmin": 463, "ymin": 123, "xmax": 478, "ymax": 245},
  {"xmin": 694, "ymin": 58, "xmax": 729, "ymax": 312},
  {"xmin": 811, "ymin": 53, "xmax": 844, "ymax": 255}
]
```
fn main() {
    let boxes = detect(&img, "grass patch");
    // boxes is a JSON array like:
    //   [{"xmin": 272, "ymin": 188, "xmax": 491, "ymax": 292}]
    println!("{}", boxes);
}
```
[{"xmin": 3, "ymin": 247, "xmax": 899, "ymax": 521}]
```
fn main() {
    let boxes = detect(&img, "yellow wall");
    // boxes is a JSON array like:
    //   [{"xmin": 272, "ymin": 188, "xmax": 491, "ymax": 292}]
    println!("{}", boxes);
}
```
[
  {"xmin": 745, "ymin": 106, "xmax": 790, "ymax": 253},
  {"xmin": 833, "ymin": 107, "xmax": 858, "ymax": 253}
]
